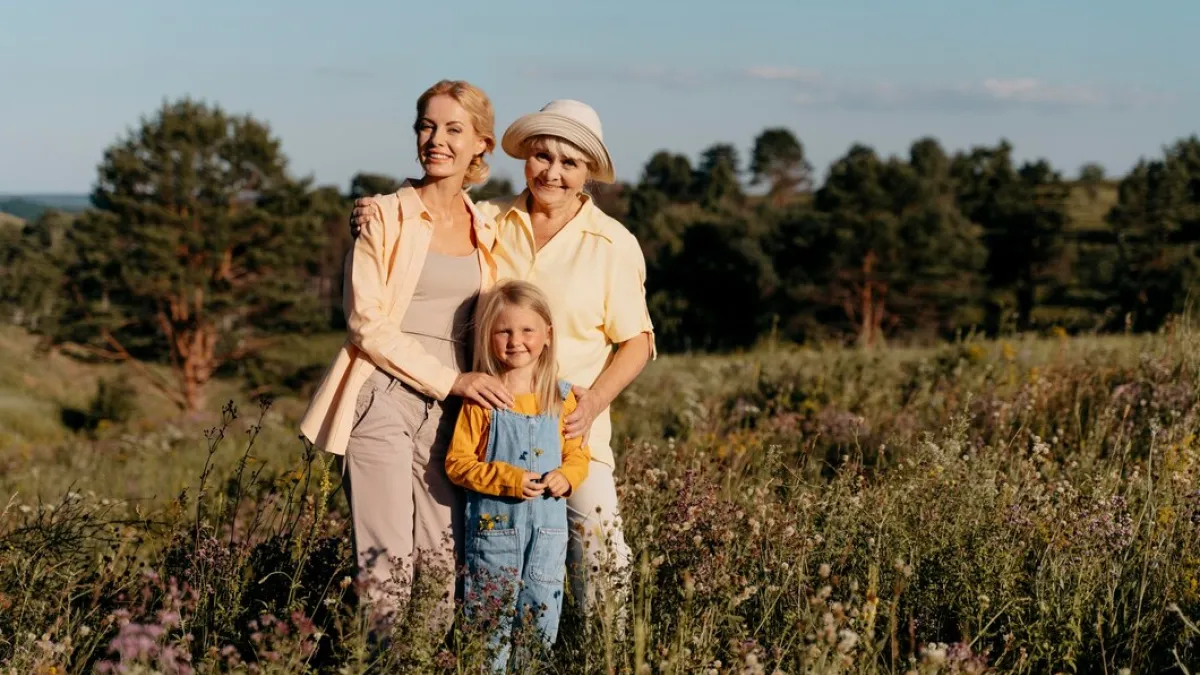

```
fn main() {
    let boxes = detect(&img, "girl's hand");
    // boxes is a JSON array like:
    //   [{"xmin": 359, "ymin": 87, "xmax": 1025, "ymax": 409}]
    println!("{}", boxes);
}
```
[
  {"xmin": 542, "ymin": 470, "xmax": 571, "ymax": 498},
  {"xmin": 451, "ymin": 372, "xmax": 514, "ymax": 410},
  {"xmin": 564, "ymin": 384, "xmax": 603, "ymax": 444},
  {"xmin": 521, "ymin": 472, "xmax": 546, "ymax": 499},
  {"xmin": 349, "ymin": 198, "xmax": 374, "ymax": 238}
]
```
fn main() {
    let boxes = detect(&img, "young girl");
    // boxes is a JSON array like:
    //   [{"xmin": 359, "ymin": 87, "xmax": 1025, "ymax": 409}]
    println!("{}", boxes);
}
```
[{"xmin": 445, "ymin": 279, "xmax": 590, "ymax": 670}]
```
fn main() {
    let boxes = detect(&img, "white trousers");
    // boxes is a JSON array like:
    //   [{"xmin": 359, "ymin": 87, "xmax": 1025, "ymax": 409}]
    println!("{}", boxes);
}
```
[{"xmin": 565, "ymin": 460, "xmax": 631, "ymax": 622}]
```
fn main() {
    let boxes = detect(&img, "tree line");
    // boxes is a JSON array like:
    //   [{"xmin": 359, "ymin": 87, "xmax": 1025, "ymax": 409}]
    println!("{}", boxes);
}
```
[{"xmin": 2, "ymin": 97, "xmax": 1198, "ymax": 410}]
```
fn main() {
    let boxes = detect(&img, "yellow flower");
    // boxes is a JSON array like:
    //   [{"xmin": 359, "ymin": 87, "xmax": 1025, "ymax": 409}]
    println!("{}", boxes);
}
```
[
  {"xmin": 1157, "ymin": 506, "xmax": 1176, "ymax": 526},
  {"xmin": 1001, "ymin": 341, "xmax": 1016, "ymax": 362}
]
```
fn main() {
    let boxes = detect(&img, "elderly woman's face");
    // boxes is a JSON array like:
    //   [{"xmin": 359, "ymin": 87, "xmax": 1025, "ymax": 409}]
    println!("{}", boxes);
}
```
[
  {"xmin": 415, "ymin": 95, "xmax": 486, "ymax": 182},
  {"xmin": 524, "ymin": 139, "xmax": 590, "ymax": 210}
]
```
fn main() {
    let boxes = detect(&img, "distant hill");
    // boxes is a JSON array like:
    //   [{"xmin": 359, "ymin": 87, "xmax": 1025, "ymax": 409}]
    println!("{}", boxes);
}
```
[
  {"xmin": 0, "ymin": 194, "xmax": 89, "ymax": 221},
  {"xmin": 0, "ymin": 212, "xmax": 25, "ymax": 230}
]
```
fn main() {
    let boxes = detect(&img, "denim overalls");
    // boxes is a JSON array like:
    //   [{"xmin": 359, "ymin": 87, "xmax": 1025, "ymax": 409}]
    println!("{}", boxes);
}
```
[{"xmin": 464, "ymin": 380, "xmax": 572, "ymax": 672}]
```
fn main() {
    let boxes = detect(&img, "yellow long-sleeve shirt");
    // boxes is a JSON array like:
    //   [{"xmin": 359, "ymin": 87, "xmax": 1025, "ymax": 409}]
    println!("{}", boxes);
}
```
[{"xmin": 445, "ymin": 390, "xmax": 590, "ymax": 499}]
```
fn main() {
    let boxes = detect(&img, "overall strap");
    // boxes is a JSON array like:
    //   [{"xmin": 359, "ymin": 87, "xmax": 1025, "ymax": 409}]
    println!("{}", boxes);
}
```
[{"xmin": 556, "ymin": 379, "xmax": 572, "ymax": 400}]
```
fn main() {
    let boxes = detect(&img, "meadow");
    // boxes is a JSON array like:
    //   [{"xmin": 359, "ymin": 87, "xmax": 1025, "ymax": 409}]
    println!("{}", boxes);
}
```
[{"xmin": 3, "ymin": 322, "xmax": 1200, "ymax": 674}]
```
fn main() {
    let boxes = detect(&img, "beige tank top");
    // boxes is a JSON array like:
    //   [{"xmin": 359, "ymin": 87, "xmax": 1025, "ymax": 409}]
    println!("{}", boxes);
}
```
[{"xmin": 400, "ymin": 250, "xmax": 481, "ymax": 374}]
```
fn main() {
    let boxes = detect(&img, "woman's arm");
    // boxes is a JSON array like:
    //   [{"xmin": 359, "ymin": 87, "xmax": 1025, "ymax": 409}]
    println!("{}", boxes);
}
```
[
  {"xmin": 349, "ymin": 197, "xmax": 513, "ymax": 409},
  {"xmin": 564, "ymin": 231, "xmax": 657, "ymax": 440},
  {"xmin": 564, "ymin": 332, "xmax": 652, "ymax": 440},
  {"xmin": 346, "ymin": 201, "xmax": 459, "ymax": 400},
  {"xmin": 556, "ymin": 390, "xmax": 593, "ymax": 492}
]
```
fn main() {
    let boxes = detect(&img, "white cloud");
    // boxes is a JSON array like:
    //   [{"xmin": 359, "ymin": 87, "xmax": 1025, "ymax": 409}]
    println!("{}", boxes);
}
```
[
  {"xmin": 743, "ymin": 66, "xmax": 823, "ymax": 83},
  {"xmin": 522, "ymin": 65, "xmax": 709, "ymax": 89},
  {"xmin": 782, "ymin": 75, "xmax": 1173, "ymax": 112},
  {"xmin": 525, "ymin": 64, "xmax": 1173, "ymax": 112}
]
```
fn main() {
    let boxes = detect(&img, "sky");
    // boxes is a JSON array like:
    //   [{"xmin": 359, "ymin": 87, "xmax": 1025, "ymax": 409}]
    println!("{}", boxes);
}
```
[{"xmin": 1, "ymin": 0, "xmax": 1197, "ymax": 194}]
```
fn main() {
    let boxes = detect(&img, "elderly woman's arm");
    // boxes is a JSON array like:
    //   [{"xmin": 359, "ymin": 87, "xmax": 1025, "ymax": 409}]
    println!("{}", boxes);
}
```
[
  {"xmin": 564, "ymin": 332, "xmax": 652, "ymax": 439},
  {"xmin": 565, "ymin": 232, "xmax": 656, "ymax": 440}
]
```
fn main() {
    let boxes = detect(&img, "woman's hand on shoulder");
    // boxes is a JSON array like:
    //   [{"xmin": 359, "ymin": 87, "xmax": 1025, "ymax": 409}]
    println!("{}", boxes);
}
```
[
  {"xmin": 451, "ymin": 372, "xmax": 515, "ymax": 410},
  {"xmin": 349, "ymin": 197, "xmax": 376, "ymax": 238},
  {"xmin": 564, "ymin": 384, "xmax": 603, "ymax": 444}
]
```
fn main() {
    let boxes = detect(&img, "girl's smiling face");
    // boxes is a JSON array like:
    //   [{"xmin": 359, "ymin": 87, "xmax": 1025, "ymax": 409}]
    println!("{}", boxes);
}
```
[{"xmin": 490, "ymin": 303, "xmax": 551, "ymax": 371}]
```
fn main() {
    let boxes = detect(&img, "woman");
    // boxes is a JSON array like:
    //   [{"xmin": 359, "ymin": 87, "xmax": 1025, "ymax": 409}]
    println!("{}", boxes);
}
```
[
  {"xmin": 300, "ymin": 79, "xmax": 516, "ymax": 631},
  {"xmin": 350, "ymin": 99, "xmax": 656, "ymax": 620}
]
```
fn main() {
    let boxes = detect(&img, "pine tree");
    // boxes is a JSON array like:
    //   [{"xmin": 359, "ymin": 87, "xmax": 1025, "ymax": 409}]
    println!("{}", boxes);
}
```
[{"xmin": 52, "ymin": 98, "xmax": 329, "ymax": 412}]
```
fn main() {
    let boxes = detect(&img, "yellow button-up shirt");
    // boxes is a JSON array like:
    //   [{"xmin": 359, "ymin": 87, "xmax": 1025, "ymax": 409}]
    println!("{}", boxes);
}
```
[{"xmin": 477, "ymin": 191, "xmax": 656, "ymax": 468}]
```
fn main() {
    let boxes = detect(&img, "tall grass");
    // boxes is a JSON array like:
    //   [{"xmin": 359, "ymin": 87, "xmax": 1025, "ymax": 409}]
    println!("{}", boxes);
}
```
[{"xmin": 3, "ymin": 328, "xmax": 1200, "ymax": 672}]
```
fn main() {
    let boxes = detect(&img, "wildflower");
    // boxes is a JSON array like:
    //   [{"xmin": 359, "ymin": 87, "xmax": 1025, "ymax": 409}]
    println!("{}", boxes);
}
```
[
  {"xmin": 818, "ymin": 563, "xmax": 831, "ymax": 578},
  {"xmin": 837, "ymin": 629, "xmax": 859, "ymax": 653},
  {"xmin": 923, "ymin": 643, "xmax": 948, "ymax": 665}
]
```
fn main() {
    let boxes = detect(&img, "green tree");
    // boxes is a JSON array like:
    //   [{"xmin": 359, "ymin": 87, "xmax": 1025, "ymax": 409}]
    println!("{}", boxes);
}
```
[
  {"xmin": 695, "ymin": 143, "xmax": 743, "ymax": 209},
  {"xmin": 813, "ymin": 141, "xmax": 985, "ymax": 347},
  {"xmin": 750, "ymin": 127, "xmax": 813, "ymax": 206},
  {"xmin": 641, "ymin": 151, "xmax": 694, "ymax": 202},
  {"xmin": 52, "ymin": 98, "xmax": 327, "ymax": 412},
  {"xmin": 952, "ymin": 142, "xmax": 1070, "ymax": 332},
  {"xmin": 1105, "ymin": 136, "xmax": 1200, "ymax": 331},
  {"xmin": 647, "ymin": 205, "xmax": 777, "ymax": 351},
  {"xmin": 0, "ymin": 210, "xmax": 75, "ymax": 332},
  {"xmin": 349, "ymin": 172, "xmax": 403, "ymax": 199},
  {"xmin": 1078, "ymin": 162, "xmax": 1107, "ymax": 201}
]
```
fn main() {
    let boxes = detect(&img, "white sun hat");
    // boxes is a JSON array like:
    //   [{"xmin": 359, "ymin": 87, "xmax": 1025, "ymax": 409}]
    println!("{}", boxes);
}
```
[{"xmin": 501, "ymin": 99, "xmax": 615, "ymax": 183}]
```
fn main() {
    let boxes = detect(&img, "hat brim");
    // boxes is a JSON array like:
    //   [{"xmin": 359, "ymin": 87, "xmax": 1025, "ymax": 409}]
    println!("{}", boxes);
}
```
[{"xmin": 501, "ymin": 113, "xmax": 615, "ymax": 183}]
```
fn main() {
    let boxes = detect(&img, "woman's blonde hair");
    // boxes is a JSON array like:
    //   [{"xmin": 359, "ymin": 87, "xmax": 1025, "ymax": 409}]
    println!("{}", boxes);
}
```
[
  {"xmin": 473, "ymin": 280, "xmax": 562, "ymax": 416},
  {"xmin": 414, "ymin": 79, "xmax": 496, "ymax": 185}
]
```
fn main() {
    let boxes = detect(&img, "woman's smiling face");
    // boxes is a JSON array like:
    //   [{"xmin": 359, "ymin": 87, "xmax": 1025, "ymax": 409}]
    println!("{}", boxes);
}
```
[
  {"xmin": 523, "ymin": 136, "xmax": 591, "ymax": 210},
  {"xmin": 415, "ymin": 94, "xmax": 486, "ymax": 182}
]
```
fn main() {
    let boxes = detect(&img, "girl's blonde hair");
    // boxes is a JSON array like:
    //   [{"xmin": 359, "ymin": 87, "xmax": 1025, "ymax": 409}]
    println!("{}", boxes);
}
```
[
  {"xmin": 414, "ymin": 79, "xmax": 496, "ymax": 185},
  {"xmin": 473, "ymin": 280, "xmax": 562, "ymax": 416}
]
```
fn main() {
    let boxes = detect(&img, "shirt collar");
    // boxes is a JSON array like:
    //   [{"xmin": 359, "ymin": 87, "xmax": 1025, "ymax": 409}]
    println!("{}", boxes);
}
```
[
  {"xmin": 397, "ymin": 180, "xmax": 431, "ymax": 222},
  {"xmin": 500, "ymin": 189, "xmax": 612, "ymax": 243},
  {"xmin": 397, "ymin": 179, "xmax": 495, "ymax": 242}
]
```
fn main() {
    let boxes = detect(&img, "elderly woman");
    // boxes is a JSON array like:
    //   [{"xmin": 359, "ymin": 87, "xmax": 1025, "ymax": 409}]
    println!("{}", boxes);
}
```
[
  {"xmin": 351, "ymin": 99, "xmax": 655, "ymax": 618},
  {"xmin": 301, "ymin": 79, "xmax": 513, "ymax": 632}
]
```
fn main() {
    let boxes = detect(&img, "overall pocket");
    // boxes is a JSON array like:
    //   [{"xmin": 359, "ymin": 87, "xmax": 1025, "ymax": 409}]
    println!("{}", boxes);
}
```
[
  {"xmin": 467, "ymin": 528, "xmax": 523, "ymax": 599},
  {"xmin": 527, "ymin": 527, "xmax": 569, "ymax": 585}
]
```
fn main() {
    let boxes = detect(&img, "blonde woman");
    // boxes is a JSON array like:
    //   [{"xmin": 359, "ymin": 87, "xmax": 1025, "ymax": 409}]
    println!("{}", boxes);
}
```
[
  {"xmin": 300, "ymin": 80, "xmax": 515, "ymax": 630},
  {"xmin": 351, "ymin": 99, "xmax": 655, "ymax": 620}
]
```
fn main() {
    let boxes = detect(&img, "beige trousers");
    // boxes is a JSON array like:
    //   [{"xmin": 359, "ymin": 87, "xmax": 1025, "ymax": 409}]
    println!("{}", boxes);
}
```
[{"xmin": 340, "ymin": 369, "xmax": 462, "ymax": 629}]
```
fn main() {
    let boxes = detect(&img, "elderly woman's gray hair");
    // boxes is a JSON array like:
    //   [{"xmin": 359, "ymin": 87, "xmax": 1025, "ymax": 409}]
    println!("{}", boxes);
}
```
[
  {"xmin": 520, "ymin": 134, "xmax": 598, "ymax": 175},
  {"xmin": 500, "ymin": 99, "xmax": 616, "ymax": 183}
]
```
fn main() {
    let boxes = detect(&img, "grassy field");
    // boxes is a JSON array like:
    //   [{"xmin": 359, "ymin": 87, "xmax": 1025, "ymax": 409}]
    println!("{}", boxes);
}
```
[{"xmin": 3, "ymin": 320, "xmax": 1200, "ymax": 673}]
